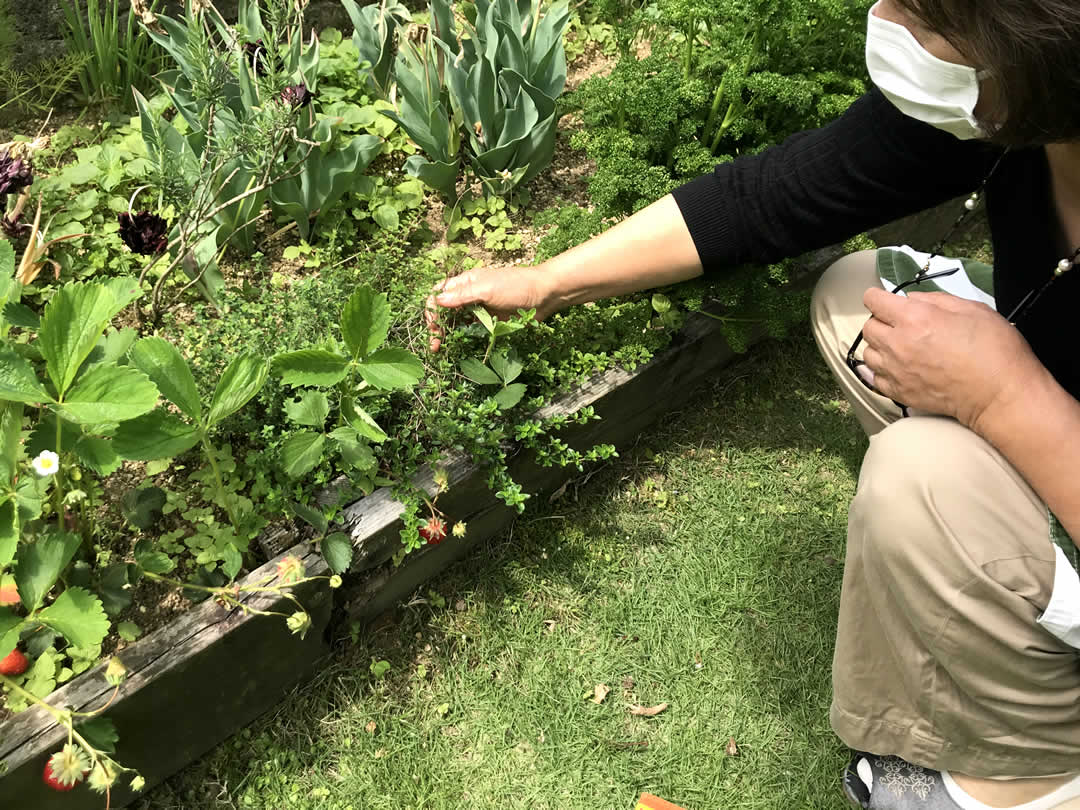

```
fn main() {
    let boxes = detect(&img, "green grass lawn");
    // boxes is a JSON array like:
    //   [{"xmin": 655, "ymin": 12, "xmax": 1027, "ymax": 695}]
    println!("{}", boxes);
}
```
[{"xmin": 137, "ymin": 327, "xmax": 868, "ymax": 810}]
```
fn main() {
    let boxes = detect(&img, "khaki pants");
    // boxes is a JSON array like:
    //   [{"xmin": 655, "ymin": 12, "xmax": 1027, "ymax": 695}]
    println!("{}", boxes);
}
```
[{"xmin": 810, "ymin": 250, "xmax": 1080, "ymax": 777}]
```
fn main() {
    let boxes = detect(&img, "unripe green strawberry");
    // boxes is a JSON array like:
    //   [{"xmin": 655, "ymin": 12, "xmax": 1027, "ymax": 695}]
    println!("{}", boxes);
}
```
[
  {"xmin": 0, "ymin": 647, "xmax": 28, "ymax": 676},
  {"xmin": 419, "ymin": 516, "xmax": 447, "ymax": 545}
]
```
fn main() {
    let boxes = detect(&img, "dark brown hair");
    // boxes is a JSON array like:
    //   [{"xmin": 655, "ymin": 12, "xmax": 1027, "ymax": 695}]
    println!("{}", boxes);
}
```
[{"xmin": 893, "ymin": 0, "xmax": 1080, "ymax": 145}]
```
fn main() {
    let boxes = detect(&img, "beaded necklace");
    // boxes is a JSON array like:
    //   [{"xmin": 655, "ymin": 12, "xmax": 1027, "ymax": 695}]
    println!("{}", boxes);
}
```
[{"xmin": 916, "ymin": 147, "xmax": 1079, "ymax": 325}]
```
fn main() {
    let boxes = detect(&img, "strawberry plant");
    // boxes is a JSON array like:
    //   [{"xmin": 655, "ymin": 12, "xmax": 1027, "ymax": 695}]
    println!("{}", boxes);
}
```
[{"xmin": 271, "ymin": 285, "xmax": 424, "ymax": 489}]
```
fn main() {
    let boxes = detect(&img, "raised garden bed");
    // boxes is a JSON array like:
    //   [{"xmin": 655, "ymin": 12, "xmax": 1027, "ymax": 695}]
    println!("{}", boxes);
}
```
[{"xmin": 0, "ymin": 201, "xmax": 967, "ymax": 805}]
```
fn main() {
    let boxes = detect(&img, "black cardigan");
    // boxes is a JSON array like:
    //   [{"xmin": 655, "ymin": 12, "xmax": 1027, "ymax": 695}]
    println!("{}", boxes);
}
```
[{"xmin": 671, "ymin": 86, "xmax": 1080, "ymax": 400}]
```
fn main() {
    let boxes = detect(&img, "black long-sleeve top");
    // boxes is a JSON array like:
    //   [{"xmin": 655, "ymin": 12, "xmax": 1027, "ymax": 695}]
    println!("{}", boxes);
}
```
[{"xmin": 671, "ymin": 86, "xmax": 1080, "ymax": 400}]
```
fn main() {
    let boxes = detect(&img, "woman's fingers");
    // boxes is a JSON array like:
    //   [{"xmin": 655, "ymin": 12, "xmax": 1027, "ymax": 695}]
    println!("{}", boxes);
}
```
[{"xmin": 434, "ymin": 271, "xmax": 484, "ymax": 307}]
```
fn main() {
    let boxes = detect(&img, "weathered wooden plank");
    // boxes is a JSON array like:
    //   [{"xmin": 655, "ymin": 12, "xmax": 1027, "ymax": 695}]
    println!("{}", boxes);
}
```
[{"xmin": 0, "ymin": 544, "xmax": 330, "ymax": 809}]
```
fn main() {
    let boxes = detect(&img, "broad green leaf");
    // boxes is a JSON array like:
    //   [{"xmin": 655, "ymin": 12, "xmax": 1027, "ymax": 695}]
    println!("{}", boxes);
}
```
[
  {"xmin": 37, "ymin": 586, "xmax": 110, "ymax": 649},
  {"xmin": 284, "ymin": 391, "xmax": 330, "ymax": 428},
  {"xmin": 459, "ymin": 357, "xmax": 501, "ymax": 385},
  {"xmin": 491, "ymin": 320, "xmax": 525, "ymax": 338},
  {"xmin": 207, "ymin": 353, "xmax": 268, "ymax": 427},
  {"xmin": 113, "ymin": 409, "xmax": 201, "ymax": 460},
  {"xmin": 116, "ymin": 621, "xmax": 141, "ymax": 642},
  {"xmin": 58, "ymin": 363, "xmax": 158, "ymax": 425},
  {"xmin": 89, "ymin": 327, "xmax": 138, "ymax": 366},
  {"xmin": 0, "ymin": 239, "xmax": 12, "ymax": 278},
  {"xmin": 494, "ymin": 383, "xmax": 527, "ymax": 410},
  {"xmin": 130, "ymin": 337, "xmax": 202, "ymax": 422},
  {"xmin": 15, "ymin": 476, "xmax": 41, "ymax": 524},
  {"xmin": 321, "ymin": 531, "xmax": 353, "ymax": 574},
  {"xmin": 356, "ymin": 348, "xmax": 424, "ymax": 390},
  {"xmin": 123, "ymin": 487, "xmax": 167, "ymax": 531},
  {"xmin": 98, "ymin": 562, "xmax": 135, "ymax": 615},
  {"xmin": 472, "ymin": 306, "xmax": 495, "ymax": 332},
  {"xmin": 490, "ymin": 349, "xmax": 523, "ymax": 384},
  {"xmin": 38, "ymin": 281, "xmax": 136, "ymax": 397},
  {"xmin": 280, "ymin": 431, "xmax": 327, "ymax": 479},
  {"xmin": 3, "ymin": 302, "xmax": 39, "ymax": 331},
  {"xmin": 0, "ymin": 499, "xmax": 16, "ymax": 570},
  {"xmin": 74, "ymin": 436, "xmax": 121, "ymax": 476},
  {"xmin": 221, "ymin": 544, "xmax": 242, "ymax": 580},
  {"xmin": 135, "ymin": 549, "xmax": 174, "ymax": 574},
  {"xmin": 272, "ymin": 349, "xmax": 350, "ymax": 388},
  {"xmin": 372, "ymin": 203, "xmax": 399, "ymax": 231},
  {"xmin": 76, "ymin": 716, "xmax": 118, "ymax": 753},
  {"xmin": 330, "ymin": 427, "xmax": 376, "ymax": 471},
  {"xmin": 342, "ymin": 398, "xmax": 387, "ymax": 443},
  {"xmin": 0, "ymin": 608, "xmax": 22, "ymax": 659},
  {"xmin": 341, "ymin": 286, "xmax": 391, "ymax": 359},
  {"xmin": 288, "ymin": 500, "xmax": 328, "ymax": 535},
  {"xmin": 15, "ymin": 532, "xmax": 81, "ymax": 612},
  {"xmin": 0, "ymin": 401, "xmax": 23, "ymax": 483},
  {"xmin": 0, "ymin": 347, "xmax": 52, "ymax": 404}
]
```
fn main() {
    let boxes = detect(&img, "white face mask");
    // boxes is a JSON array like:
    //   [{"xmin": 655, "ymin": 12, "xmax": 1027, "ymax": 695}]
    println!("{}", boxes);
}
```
[{"xmin": 865, "ymin": 1, "xmax": 989, "ymax": 140}]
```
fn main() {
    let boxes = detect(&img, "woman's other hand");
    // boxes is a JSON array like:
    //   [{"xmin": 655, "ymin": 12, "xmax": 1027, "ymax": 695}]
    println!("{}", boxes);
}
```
[
  {"xmin": 859, "ymin": 288, "xmax": 1043, "ymax": 431},
  {"xmin": 425, "ymin": 265, "xmax": 555, "ymax": 352}
]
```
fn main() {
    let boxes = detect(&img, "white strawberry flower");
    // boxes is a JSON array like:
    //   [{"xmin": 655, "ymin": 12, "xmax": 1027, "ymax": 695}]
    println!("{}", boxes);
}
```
[{"xmin": 31, "ymin": 450, "xmax": 59, "ymax": 477}]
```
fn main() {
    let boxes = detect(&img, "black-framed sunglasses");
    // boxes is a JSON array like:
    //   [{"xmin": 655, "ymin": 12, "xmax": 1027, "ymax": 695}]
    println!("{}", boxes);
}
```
[{"xmin": 844, "ymin": 255, "xmax": 1073, "ymax": 418}]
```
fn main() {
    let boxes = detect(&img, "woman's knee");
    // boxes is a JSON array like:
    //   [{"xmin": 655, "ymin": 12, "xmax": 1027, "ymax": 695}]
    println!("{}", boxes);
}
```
[
  {"xmin": 810, "ymin": 249, "xmax": 878, "ymax": 338},
  {"xmin": 851, "ymin": 416, "xmax": 1048, "ymax": 573}
]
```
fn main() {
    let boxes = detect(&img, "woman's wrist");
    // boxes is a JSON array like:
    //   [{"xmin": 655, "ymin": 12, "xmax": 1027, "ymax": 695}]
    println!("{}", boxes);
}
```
[{"xmin": 532, "ymin": 195, "xmax": 704, "ymax": 316}]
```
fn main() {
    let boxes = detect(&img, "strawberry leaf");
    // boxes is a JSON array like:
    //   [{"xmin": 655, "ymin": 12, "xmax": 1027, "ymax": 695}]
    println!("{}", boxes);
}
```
[
  {"xmin": 15, "ymin": 532, "xmax": 81, "ymax": 612},
  {"xmin": 37, "ymin": 587, "xmax": 110, "ymax": 649}
]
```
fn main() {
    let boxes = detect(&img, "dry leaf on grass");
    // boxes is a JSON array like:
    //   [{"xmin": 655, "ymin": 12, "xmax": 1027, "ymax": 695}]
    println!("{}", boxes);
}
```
[
  {"xmin": 725, "ymin": 737, "xmax": 739, "ymax": 756},
  {"xmin": 365, "ymin": 721, "xmax": 377, "ymax": 734},
  {"xmin": 589, "ymin": 683, "xmax": 611, "ymax": 704},
  {"xmin": 628, "ymin": 703, "xmax": 668, "ymax": 717}
]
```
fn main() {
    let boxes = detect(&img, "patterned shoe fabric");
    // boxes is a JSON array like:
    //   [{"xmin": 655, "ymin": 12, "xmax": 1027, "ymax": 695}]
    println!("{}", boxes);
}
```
[{"xmin": 843, "ymin": 752, "xmax": 962, "ymax": 809}]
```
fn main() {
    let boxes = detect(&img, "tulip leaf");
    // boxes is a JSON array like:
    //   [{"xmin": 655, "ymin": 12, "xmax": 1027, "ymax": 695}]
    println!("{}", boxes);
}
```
[
  {"xmin": 207, "ymin": 353, "xmax": 268, "ymax": 428},
  {"xmin": 130, "ymin": 337, "xmax": 202, "ymax": 422},
  {"xmin": 270, "ymin": 133, "xmax": 382, "ymax": 239},
  {"xmin": 341, "ymin": 286, "xmax": 391, "ymax": 359},
  {"xmin": 58, "ymin": 364, "xmax": 159, "ymax": 425}
]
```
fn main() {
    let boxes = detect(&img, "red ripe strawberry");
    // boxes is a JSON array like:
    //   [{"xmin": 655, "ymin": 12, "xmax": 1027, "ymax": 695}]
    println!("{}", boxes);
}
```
[
  {"xmin": 0, "ymin": 648, "xmax": 28, "ymax": 676},
  {"xmin": 0, "ymin": 583, "xmax": 19, "ymax": 606},
  {"xmin": 419, "ymin": 516, "xmax": 448, "ymax": 545},
  {"xmin": 43, "ymin": 745, "xmax": 90, "ymax": 791}
]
